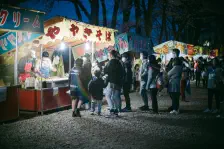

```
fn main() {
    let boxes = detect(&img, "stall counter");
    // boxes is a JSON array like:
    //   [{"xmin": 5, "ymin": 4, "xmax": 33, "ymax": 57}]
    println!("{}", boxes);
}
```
[
  {"xmin": 19, "ymin": 86, "xmax": 71, "ymax": 112},
  {"xmin": 0, "ymin": 85, "xmax": 20, "ymax": 122}
]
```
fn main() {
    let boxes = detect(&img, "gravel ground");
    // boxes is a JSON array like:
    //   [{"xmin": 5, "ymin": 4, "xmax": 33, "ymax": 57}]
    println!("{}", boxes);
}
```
[{"xmin": 0, "ymin": 84, "xmax": 224, "ymax": 149}]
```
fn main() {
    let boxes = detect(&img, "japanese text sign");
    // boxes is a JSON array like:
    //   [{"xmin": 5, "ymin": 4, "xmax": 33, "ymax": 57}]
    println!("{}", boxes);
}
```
[
  {"xmin": 94, "ymin": 46, "xmax": 115, "ymax": 62},
  {"xmin": 115, "ymin": 33, "xmax": 129, "ymax": 54},
  {"xmin": 0, "ymin": 6, "xmax": 44, "ymax": 33},
  {"xmin": 0, "ymin": 31, "xmax": 41, "ymax": 55}
]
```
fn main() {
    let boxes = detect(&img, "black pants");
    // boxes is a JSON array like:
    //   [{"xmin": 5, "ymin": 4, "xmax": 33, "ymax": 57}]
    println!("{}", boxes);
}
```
[
  {"xmin": 170, "ymin": 92, "xmax": 180, "ymax": 111},
  {"xmin": 149, "ymin": 88, "xmax": 158, "ymax": 112},
  {"xmin": 196, "ymin": 72, "xmax": 201, "ymax": 87},
  {"xmin": 202, "ymin": 78, "xmax": 208, "ymax": 88},
  {"xmin": 191, "ymin": 70, "xmax": 195, "ymax": 80},
  {"xmin": 123, "ymin": 83, "xmax": 131, "ymax": 109},
  {"xmin": 208, "ymin": 89, "xmax": 220, "ymax": 110}
]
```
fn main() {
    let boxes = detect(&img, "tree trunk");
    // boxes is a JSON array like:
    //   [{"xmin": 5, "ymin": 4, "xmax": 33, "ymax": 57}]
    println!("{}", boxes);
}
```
[
  {"xmin": 122, "ymin": 0, "xmax": 133, "ymax": 32},
  {"xmin": 134, "ymin": 0, "xmax": 141, "ymax": 34},
  {"xmin": 76, "ymin": 0, "xmax": 91, "ymax": 21},
  {"xmin": 142, "ymin": 0, "xmax": 155, "ymax": 37},
  {"xmin": 159, "ymin": 0, "xmax": 167, "ymax": 43},
  {"xmin": 111, "ymin": 0, "xmax": 120, "ymax": 29},
  {"xmin": 100, "ymin": 0, "xmax": 107, "ymax": 26},
  {"xmin": 90, "ymin": 0, "xmax": 99, "ymax": 25},
  {"xmin": 73, "ymin": 0, "xmax": 82, "ymax": 21}
]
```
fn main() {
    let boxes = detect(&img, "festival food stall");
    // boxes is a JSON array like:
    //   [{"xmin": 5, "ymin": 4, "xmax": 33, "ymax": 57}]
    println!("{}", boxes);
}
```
[
  {"xmin": 0, "ymin": 6, "xmax": 44, "ymax": 122},
  {"xmin": 153, "ymin": 40, "xmax": 191, "ymax": 64},
  {"xmin": 18, "ymin": 16, "xmax": 116, "ymax": 113}
]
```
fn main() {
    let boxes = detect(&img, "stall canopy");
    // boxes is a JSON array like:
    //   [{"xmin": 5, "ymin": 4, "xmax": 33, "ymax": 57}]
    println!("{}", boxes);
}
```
[
  {"xmin": 36, "ymin": 16, "xmax": 116, "ymax": 48},
  {"xmin": 153, "ymin": 40, "xmax": 191, "ymax": 55}
]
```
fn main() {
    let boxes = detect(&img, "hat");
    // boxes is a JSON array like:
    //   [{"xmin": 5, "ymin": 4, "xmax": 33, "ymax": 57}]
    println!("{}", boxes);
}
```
[{"xmin": 42, "ymin": 51, "xmax": 49, "ymax": 57}]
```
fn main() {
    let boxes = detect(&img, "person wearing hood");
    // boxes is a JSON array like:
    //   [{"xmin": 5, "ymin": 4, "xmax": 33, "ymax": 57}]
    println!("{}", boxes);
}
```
[
  {"xmin": 168, "ymin": 55, "xmax": 183, "ymax": 114},
  {"xmin": 121, "ymin": 53, "xmax": 133, "ymax": 112},
  {"xmin": 146, "ymin": 55, "xmax": 161, "ymax": 113}
]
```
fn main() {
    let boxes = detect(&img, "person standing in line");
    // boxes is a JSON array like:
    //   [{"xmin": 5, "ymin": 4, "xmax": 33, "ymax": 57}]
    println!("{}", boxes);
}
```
[
  {"xmin": 190, "ymin": 57, "xmax": 195, "ymax": 80},
  {"xmin": 139, "ymin": 52, "xmax": 149, "ymax": 111},
  {"xmin": 195, "ymin": 59, "xmax": 202, "ymax": 87},
  {"xmin": 88, "ymin": 69, "xmax": 106, "ymax": 116},
  {"xmin": 69, "ymin": 58, "xmax": 88, "ymax": 117},
  {"xmin": 168, "ymin": 50, "xmax": 183, "ymax": 114},
  {"xmin": 146, "ymin": 55, "xmax": 161, "ymax": 114},
  {"xmin": 133, "ymin": 64, "xmax": 140, "ymax": 92},
  {"xmin": 121, "ymin": 53, "xmax": 133, "ymax": 112},
  {"xmin": 204, "ymin": 58, "xmax": 221, "ymax": 114},
  {"xmin": 180, "ymin": 57, "xmax": 190, "ymax": 102},
  {"xmin": 82, "ymin": 54, "xmax": 92, "ymax": 109},
  {"xmin": 104, "ymin": 50, "xmax": 124, "ymax": 117}
]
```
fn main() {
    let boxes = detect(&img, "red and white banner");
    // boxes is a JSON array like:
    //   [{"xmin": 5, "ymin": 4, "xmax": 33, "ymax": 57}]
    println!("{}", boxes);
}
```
[{"xmin": 40, "ymin": 18, "xmax": 116, "ymax": 45}]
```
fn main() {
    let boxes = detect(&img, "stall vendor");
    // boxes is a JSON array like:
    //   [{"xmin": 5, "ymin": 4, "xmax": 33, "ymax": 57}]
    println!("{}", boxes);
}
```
[{"xmin": 35, "ymin": 51, "xmax": 56, "ymax": 78}]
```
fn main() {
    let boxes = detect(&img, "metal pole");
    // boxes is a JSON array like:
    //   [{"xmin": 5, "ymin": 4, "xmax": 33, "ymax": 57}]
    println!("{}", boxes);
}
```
[
  {"xmin": 91, "ymin": 42, "xmax": 95, "ymax": 63},
  {"xmin": 40, "ymin": 45, "xmax": 44, "ymax": 115},
  {"xmin": 14, "ymin": 32, "xmax": 18, "ymax": 85},
  {"xmin": 69, "ymin": 46, "xmax": 71, "ymax": 72}
]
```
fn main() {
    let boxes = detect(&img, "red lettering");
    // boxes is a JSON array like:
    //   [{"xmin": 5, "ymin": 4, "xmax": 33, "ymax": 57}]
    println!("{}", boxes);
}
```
[
  {"xmin": 0, "ymin": 9, "xmax": 9, "ymax": 26},
  {"xmin": 46, "ymin": 26, "xmax": 60, "ymax": 39}
]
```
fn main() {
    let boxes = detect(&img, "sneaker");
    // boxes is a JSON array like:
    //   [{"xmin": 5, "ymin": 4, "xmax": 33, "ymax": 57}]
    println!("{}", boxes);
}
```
[
  {"xmin": 139, "ymin": 106, "xmax": 149, "ymax": 111},
  {"xmin": 121, "ymin": 107, "xmax": 132, "ymax": 112},
  {"xmin": 203, "ymin": 108, "xmax": 211, "ymax": 113},
  {"xmin": 170, "ymin": 110, "xmax": 179, "ymax": 114},
  {"xmin": 76, "ymin": 109, "xmax": 81, "ymax": 117},
  {"xmin": 90, "ymin": 112, "xmax": 94, "ymax": 115},
  {"xmin": 97, "ymin": 112, "xmax": 101, "ymax": 116},
  {"xmin": 212, "ymin": 109, "xmax": 219, "ymax": 114},
  {"xmin": 72, "ymin": 111, "xmax": 77, "ymax": 117}
]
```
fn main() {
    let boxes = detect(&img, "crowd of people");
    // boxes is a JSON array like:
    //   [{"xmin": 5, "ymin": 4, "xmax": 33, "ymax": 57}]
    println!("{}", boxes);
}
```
[{"xmin": 68, "ymin": 49, "xmax": 224, "ymax": 118}]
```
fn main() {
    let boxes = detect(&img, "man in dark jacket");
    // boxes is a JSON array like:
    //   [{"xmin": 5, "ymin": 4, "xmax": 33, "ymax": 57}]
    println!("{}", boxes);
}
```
[
  {"xmin": 104, "ymin": 50, "xmax": 124, "ymax": 117},
  {"xmin": 139, "ymin": 51, "xmax": 149, "ymax": 111},
  {"xmin": 121, "ymin": 53, "xmax": 133, "ymax": 112}
]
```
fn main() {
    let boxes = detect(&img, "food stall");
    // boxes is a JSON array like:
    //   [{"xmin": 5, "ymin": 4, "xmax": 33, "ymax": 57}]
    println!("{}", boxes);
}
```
[
  {"xmin": 0, "ymin": 6, "xmax": 44, "ymax": 122},
  {"xmin": 153, "ymin": 40, "xmax": 192, "ymax": 64},
  {"xmin": 18, "ymin": 16, "xmax": 116, "ymax": 114}
]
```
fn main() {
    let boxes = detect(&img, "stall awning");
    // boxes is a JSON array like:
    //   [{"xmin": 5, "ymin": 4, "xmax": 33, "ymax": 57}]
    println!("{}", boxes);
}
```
[{"xmin": 37, "ymin": 17, "xmax": 117, "ymax": 47}]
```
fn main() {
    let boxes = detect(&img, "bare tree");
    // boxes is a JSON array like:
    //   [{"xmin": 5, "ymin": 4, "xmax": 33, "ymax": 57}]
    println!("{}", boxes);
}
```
[
  {"xmin": 100, "ymin": 0, "xmax": 107, "ymax": 26},
  {"xmin": 142, "ymin": 0, "xmax": 156, "ymax": 37},
  {"xmin": 134, "ymin": 0, "xmax": 141, "ymax": 34},
  {"xmin": 111, "ymin": 0, "xmax": 120, "ymax": 29},
  {"xmin": 121, "ymin": 0, "xmax": 133, "ymax": 32}
]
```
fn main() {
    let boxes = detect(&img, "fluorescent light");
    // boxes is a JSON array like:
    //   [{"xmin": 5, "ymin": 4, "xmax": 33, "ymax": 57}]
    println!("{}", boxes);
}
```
[
  {"xmin": 85, "ymin": 42, "xmax": 90, "ymax": 51},
  {"xmin": 60, "ymin": 42, "xmax": 66, "ymax": 50}
]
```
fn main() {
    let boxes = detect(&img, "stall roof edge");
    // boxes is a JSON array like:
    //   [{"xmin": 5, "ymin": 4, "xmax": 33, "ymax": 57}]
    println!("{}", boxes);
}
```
[{"xmin": 44, "ymin": 16, "xmax": 118, "ymax": 32}]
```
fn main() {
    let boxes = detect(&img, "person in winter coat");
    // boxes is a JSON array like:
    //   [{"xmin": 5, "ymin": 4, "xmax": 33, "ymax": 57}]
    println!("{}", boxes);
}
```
[
  {"xmin": 204, "ymin": 58, "xmax": 221, "ymax": 114},
  {"xmin": 88, "ymin": 69, "xmax": 106, "ymax": 115},
  {"xmin": 104, "ymin": 50, "xmax": 124, "ymax": 117},
  {"xmin": 146, "ymin": 55, "xmax": 161, "ymax": 113},
  {"xmin": 121, "ymin": 53, "xmax": 133, "ymax": 112},
  {"xmin": 69, "ymin": 58, "xmax": 88, "ymax": 117},
  {"xmin": 139, "ymin": 52, "xmax": 149, "ymax": 111},
  {"xmin": 168, "ymin": 57, "xmax": 183, "ymax": 114}
]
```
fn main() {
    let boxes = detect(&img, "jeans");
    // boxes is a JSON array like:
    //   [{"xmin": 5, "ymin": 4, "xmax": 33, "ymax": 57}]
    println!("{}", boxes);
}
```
[
  {"xmin": 208, "ymin": 89, "xmax": 220, "ymax": 110},
  {"xmin": 106, "ymin": 84, "xmax": 121, "ymax": 113},
  {"xmin": 123, "ymin": 83, "xmax": 131, "ymax": 109},
  {"xmin": 91, "ymin": 99, "xmax": 102, "ymax": 114},
  {"xmin": 170, "ymin": 92, "xmax": 180, "ymax": 111},
  {"xmin": 140, "ymin": 85, "xmax": 148, "ymax": 107},
  {"xmin": 149, "ymin": 88, "xmax": 158, "ymax": 112}
]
